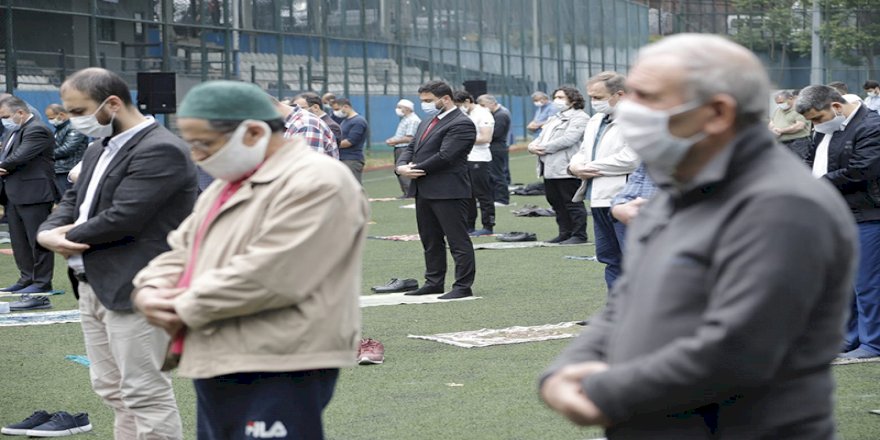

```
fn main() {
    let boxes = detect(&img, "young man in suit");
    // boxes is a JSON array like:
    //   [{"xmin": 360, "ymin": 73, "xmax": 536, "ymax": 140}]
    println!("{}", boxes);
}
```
[
  {"xmin": 396, "ymin": 80, "xmax": 477, "ymax": 300},
  {"xmin": 38, "ymin": 68, "xmax": 195, "ymax": 439},
  {"xmin": 0, "ymin": 95, "xmax": 57, "ymax": 302}
]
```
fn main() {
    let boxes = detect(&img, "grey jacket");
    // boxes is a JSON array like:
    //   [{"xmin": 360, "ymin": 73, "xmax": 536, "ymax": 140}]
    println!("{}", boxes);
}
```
[
  {"xmin": 534, "ymin": 108, "xmax": 589, "ymax": 179},
  {"xmin": 542, "ymin": 125, "xmax": 857, "ymax": 439}
]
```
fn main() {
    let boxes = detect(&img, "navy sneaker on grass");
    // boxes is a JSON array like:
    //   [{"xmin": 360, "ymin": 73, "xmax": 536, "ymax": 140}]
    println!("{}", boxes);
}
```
[
  {"xmin": 26, "ymin": 412, "xmax": 92, "ymax": 437},
  {"xmin": 1, "ymin": 410, "xmax": 52, "ymax": 435}
]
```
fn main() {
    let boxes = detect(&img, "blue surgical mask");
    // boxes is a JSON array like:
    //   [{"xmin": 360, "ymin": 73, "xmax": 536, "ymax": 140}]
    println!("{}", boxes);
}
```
[
  {"xmin": 421, "ymin": 101, "xmax": 441, "ymax": 116},
  {"xmin": 1, "ymin": 114, "xmax": 21, "ymax": 132}
]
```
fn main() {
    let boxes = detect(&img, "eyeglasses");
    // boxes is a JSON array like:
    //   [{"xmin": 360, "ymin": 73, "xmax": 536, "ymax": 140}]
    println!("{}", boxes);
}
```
[{"xmin": 188, "ymin": 132, "xmax": 233, "ymax": 153}]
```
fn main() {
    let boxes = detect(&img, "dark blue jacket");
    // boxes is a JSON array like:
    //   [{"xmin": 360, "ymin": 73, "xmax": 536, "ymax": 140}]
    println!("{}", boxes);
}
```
[{"xmin": 52, "ymin": 120, "xmax": 89, "ymax": 174}]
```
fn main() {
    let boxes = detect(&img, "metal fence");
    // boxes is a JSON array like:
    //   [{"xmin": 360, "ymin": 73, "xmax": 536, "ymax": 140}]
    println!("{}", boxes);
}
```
[{"xmin": 1, "ymin": 0, "xmax": 649, "ymax": 97}]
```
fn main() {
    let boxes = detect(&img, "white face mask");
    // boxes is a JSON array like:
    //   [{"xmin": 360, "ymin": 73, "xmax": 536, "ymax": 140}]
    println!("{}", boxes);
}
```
[
  {"xmin": 868, "ymin": 91, "xmax": 878, "ymax": 97},
  {"xmin": 197, "ymin": 120, "xmax": 270, "ymax": 182},
  {"xmin": 777, "ymin": 102, "xmax": 791, "ymax": 111},
  {"xmin": 69, "ymin": 99, "xmax": 115, "ymax": 138},
  {"xmin": 395, "ymin": 108, "xmax": 405, "ymax": 117},
  {"xmin": 814, "ymin": 112, "xmax": 845, "ymax": 135},
  {"xmin": 421, "ymin": 100, "xmax": 441, "ymax": 116},
  {"xmin": 50, "ymin": 118, "xmax": 66, "ymax": 127},
  {"xmin": 591, "ymin": 99, "xmax": 612, "ymax": 115},
  {"xmin": 552, "ymin": 98, "xmax": 568, "ymax": 110},
  {"xmin": 533, "ymin": 101, "xmax": 543, "ymax": 108},
  {"xmin": 614, "ymin": 99, "xmax": 707, "ymax": 178}
]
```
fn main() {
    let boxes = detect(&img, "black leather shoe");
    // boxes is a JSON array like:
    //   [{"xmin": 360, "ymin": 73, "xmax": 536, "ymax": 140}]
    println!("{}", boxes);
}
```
[
  {"xmin": 545, "ymin": 235, "xmax": 568, "ymax": 244},
  {"xmin": 0, "ymin": 283, "xmax": 30, "ymax": 293},
  {"xmin": 371, "ymin": 278, "xmax": 419, "ymax": 293},
  {"xmin": 438, "ymin": 289, "xmax": 473, "ymax": 300},
  {"xmin": 496, "ymin": 232, "xmax": 537, "ymax": 242},
  {"xmin": 558, "ymin": 236, "xmax": 587, "ymax": 245},
  {"xmin": 405, "ymin": 285, "xmax": 444, "ymax": 296}
]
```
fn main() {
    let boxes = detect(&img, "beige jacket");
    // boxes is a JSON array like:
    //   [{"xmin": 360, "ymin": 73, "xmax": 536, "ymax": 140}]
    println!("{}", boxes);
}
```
[
  {"xmin": 133, "ymin": 138, "xmax": 369, "ymax": 379},
  {"xmin": 571, "ymin": 112, "xmax": 639, "ymax": 207}
]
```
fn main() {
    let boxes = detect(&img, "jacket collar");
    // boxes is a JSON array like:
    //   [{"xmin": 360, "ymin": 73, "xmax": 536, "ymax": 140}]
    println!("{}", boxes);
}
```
[{"xmin": 249, "ymin": 137, "xmax": 310, "ymax": 185}]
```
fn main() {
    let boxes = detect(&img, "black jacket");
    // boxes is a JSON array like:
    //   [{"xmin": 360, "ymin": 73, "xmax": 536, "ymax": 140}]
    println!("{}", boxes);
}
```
[
  {"xmin": 52, "ymin": 120, "xmax": 89, "ymax": 174},
  {"xmin": 40, "ymin": 122, "xmax": 198, "ymax": 311},
  {"xmin": 396, "ymin": 108, "xmax": 476, "ymax": 199},
  {"xmin": 808, "ymin": 105, "xmax": 880, "ymax": 222},
  {"xmin": 0, "ymin": 116, "xmax": 57, "ymax": 205}
]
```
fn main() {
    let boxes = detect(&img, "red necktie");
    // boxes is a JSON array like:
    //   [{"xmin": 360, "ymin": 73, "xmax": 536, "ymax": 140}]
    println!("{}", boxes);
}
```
[{"xmin": 420, "ymin": 117, "xmax": 439, "ymax": 142}]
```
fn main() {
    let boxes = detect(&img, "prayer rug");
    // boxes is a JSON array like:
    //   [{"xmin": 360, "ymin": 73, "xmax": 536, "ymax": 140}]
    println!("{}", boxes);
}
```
[
  {"xmin": 408, "ymin": 322, "xmax": 581, "ymax": 348},
  {"xmin": 368, "ymin": 197, "xmax": 404, "ymax": 202},
  {"xmin": 360, "ymin": 292, "xmax": 481, "ymax": 308},
  {"xmin": 0, "ymin": 290, "xmax": 65, "ymax": 298},
  {"xmin": 0, "ymin": 309, "xmax": 81, "ymax": 327},
  {"xmin": 474, "ymin": 241, "xmax": 592, "ymax": 250},
  {"xmin": 368, "ymin": 234, "xmax": 421, "ymax": 242},
  {"xmin": 831, "ymin": 356, "xmax": 880, "ymax": 366},
  {"xmin": 399, "ymin": 203, "xmax": 416, "ymax": 209},
  {"xmin": 65, "ymin": 355, "xmax": 90, "ymax": 368},
  {"xmin": 564, "ymin": 255, "xmax": 598, "ymax": 261},
  {"xmin": 0, "ymin": 249, "xmax": 12, "ymax": 255}
]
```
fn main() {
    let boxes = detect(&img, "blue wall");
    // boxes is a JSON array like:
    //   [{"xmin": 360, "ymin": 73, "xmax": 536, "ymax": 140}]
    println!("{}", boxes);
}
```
[{"xmin": 12, "ymin": 89, "xmax": 526, "ymax": 148}]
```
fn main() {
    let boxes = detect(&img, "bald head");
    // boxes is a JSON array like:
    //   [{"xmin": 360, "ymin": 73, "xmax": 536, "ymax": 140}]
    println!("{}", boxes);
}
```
[
  {"xmin": 61, "ymin": 67, "xmax": 133, "ymax": 107},
  {"xmin": 635, "ymin": 34, "xmax": 770, "ymax": 127}
]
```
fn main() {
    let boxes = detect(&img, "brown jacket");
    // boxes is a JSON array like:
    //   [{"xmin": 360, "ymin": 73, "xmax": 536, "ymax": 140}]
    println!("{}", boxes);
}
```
[{"xmin": 134, "ymin": 138, "xmax": 368, "ymax": 379}]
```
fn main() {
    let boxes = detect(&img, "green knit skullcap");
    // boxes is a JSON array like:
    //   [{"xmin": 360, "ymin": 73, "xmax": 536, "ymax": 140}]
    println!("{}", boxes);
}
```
[{"xmin": 178, "ymin": 80, "xmax": 279, "ymax": 121}]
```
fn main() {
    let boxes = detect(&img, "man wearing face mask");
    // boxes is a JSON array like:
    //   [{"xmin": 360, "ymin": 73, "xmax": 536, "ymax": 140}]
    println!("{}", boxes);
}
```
[
  {"xmin": 132, "ymin": 81, "xmax": 367, "ymax": 438},
  {"xmin": 796, "ymin": 85, "xmax": 880, "ymax": 364},
  {"xmin": 294, "ymin": 92, "xmax": 343, "ymax": 147},
  {"xmin": 44, "ymin": 103, "xmax": 88, "ymax": 199},
  {"xmin": 37, "ymin": 67, "xmax": 195, "ymax": 439},
  {"xmin": 768, "ymin": 90, "xmax": 812, "ymax": 162},
  {"xmin": 569, "ymin": 71, "xmax": 639, "ymax": 291},
  {"xmin": 385, "ymin": 99, "xmax": 421, "ymax": 198},
  {"xmin": 396, "ymin": 80, "xmax": 477, "ymax": 300},
  {"xmin": 333, "ymin": 98, "xmax": 368, "ymax": 183},
  {"xmin": 863, "ymin": 80, "xmax": 880, "ymax": 112},
  {"xmin": 453, "ymin": 91, "xmax": 496, "ymax": 236},
  {"xmin": 527, "ymin": 91, "xmax": 558, "ymax": 138},
  {"xmin": 0, "ymin": 95, "xmax": 57, "ymax": 303},
  {"xmin": 541, "ymin": 34, "xmax": 857, "ymax": 437}
]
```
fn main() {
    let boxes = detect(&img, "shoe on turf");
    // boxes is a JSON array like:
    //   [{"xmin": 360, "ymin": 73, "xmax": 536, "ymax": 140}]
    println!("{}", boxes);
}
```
[
  {"xmin": 404, "ymin": 284, "xmax": 444, "ymax": 296},
  {"xmin": 9, "ymin": 295, "xmax": 52, "ymax": 311},
  {"xmin": 0, "ymin": 282, "xmax": 30, "ymax": 293},
  {"xmin": 26, "ymin": 412, "xmax": 92, "ymax": 437},
  {"xmin": 469, "ymin": 229, "xmax": 493, "ymax": 237},
  {"xmin": 357, "ymin": 338, "xmax": 385, "ymax": 365},
  {"xmin": 13, "ymin": 284, "xmax": 53, "ymax": 295},
  {"xmin": 438, "ymin": 289, "xmax": 473, "ymax": 300},
  {"xmin": 371, "ymin": 278, "xmax": 419, "ymax": 294},
  {"xmin": 1, "ymin": 410, "xmax": 53, "ymax": 435},
  {"xmin": 558, "ymin": 236, "xmax": 588, "ymax": 245},
  {"xmin": 544, "ymin": 235, "xmax": 568, "ymax": 244}
]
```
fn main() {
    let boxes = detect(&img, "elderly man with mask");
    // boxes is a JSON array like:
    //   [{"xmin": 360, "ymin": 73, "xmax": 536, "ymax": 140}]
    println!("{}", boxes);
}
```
[
  {"xmin": 133, "ymin": 81, "xmax": 368, "ymax": 439},
  {"xmin": 385, "ymin": 98, "xmax": 421, "ymax": 198},
  {"xmin": 796, "ymin": 85, "xmax": 880, "ymax": 363},
  {"xmin": 768, "ymin": 90, "xmax": 812, "ymax": 161},
  {"xmin": 540, "ymin": 34, "xmax": 857, "ymax": 438},
  {"xmin": 569, "ymin": 71, "xmax": 640, "ymax": 291}
]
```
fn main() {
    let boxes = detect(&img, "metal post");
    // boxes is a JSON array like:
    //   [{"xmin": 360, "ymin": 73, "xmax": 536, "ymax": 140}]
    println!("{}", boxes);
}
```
[
  {"xmin": 810, "ymin": 0, "xmax": 824, "ymax": 84},
  {"xmin": 455, "ymin": 0, "xmax": 463, "ymax": 87},
  {"xmin": 275, "ymin": 0, "xmax": 284, "ymax": 98},
  {"xmin": 201, "ymin": 0, "xmax": 209, "ymax": 81},
  {"xmin": 224, "ymin": 0, "xmax": 232, "ymax": 79},
  {"xmin": 89, "ymin": 0, "xmax": 99, "ymax": 66},
  {"xmin": 569, "ymin": 0, "xmax": 577, "ymax": 84},
  {"xmin": 161, "ymin": 0, "xmax": 172, "ymax": 71},
  {"xmin": 428, "ymin": 0, "xmax": 435, "ymax": 80},
  {"xmin": 599, "ymin": 0, "xmax": 606, "ymax": 70},
  {"xmin": 5, "ymin": 0, "xmax": 15, "ymax": 93},
  {"xmin": 396, "ymin": 0, "xmax": 404, "ymax": 97},
  {"xmin": 537, "ymin": 0, "xmax": 545, "ymax": 89},
  {"xmin": 320, "ymin": 0, "xmax": 329, "ymax": 92},
  {"xmin": 555, "ymin": 0, "xmax": 563, "ymax": 85},
  {"xmin": 59, "ymin": 48, "xmax": 66, "ymax": 83},
  {"xmin": 361, "ymin": 0, "xmax": 370, "ymax": 152},
  {"xmin": 343, "ymin": 0, "xmax": 350, "ymax": 96},
  {"xmin": 478, "ymin": 1, "xmax": 484, "ymax": 73},
  {"xmin": 520, "ymin": 0, "xmax": 529, "ymax": 140}
]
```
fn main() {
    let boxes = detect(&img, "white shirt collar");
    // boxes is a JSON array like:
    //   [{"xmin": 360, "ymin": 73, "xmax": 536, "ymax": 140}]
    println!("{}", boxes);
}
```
[
  {"xmin": 436, "ymin": 106, "xmax": 457, "ymax": 120},
  {"xmin": 106, "ymin": 116, "xmax": 155, "ymax": 153},
  {"xmin": 841, "ymin": 102, "xmax": 861, "ymax": 130}
]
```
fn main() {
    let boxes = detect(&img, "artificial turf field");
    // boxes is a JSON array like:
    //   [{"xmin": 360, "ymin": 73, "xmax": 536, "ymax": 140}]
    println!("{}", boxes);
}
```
[{"xmin": 1, "ymin": 150, "xmax": 879, "ymax": 439}]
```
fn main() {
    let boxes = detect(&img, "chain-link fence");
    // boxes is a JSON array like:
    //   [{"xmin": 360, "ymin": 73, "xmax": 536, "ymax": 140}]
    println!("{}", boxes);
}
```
[{"xmin": 0, "ymin": 0, "xmax": 648, "ymax": 143}]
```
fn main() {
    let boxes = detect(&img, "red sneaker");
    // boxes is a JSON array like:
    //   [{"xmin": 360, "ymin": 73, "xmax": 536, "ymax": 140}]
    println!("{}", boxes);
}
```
[{"xmin": 357, "ymin": 338, "xmax": 385, "ymax": 365}]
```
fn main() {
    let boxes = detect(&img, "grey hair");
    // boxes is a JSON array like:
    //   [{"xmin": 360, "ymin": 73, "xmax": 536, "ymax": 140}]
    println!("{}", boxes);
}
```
[
  {"xmin": 531, "ymin": 91, "xmax": 548, "ymax": 100},
  {"xmin": 477, "ymin": 94, "xmax": 497, "ymax": 105},
  {"xmin": 636, "ymin": 34, "xmax": 770, "ymax": 127},
  {"xmin": 794, "ymin": 85, "xmax": 846, "ymax": 114},
  {"xmin": 587, "ymin": 71, "xmax": 627, "ymax": 94},
  {"xmin": 0, "ymin": 95, "xmax": 29, "ymax": 113},
  {"xmin": 775, "ymin": 90, "xmax": 794, "ymax": 100}
]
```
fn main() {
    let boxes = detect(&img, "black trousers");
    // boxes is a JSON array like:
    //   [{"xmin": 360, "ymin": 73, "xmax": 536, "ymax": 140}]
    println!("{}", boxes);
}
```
[
  {"xmin": 543, "ymin": 178, "xmax": 588, "ymax": 241},
  {"xmin": 489, "ymin": 145, "xmax": 510, "ymax": 204},
  {"xmin": 5, "ymin": 201, "xmax": 54, "ymax": 289},
  {"xmin": 415, "ymin": 197, "xmax": 476, "ymax": 291},
  {"xmin": 393, "ymin": 148, "xmax": 411, "ymax": 196},
  {"xmin": 194, "ymin": 369, "xmax": 339, "ymax": 440},
  {"xmin": 782, "ymin": 136, "xmax": 812, "ymax": 163},
  {"xmin": 467, "ymin": 161, "xmax": 495, "ymax": 230}
]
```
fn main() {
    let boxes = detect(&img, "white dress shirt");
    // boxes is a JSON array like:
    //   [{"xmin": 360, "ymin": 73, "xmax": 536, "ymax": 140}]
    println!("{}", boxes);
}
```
[{"xmin": 68, "ymin": 117, "xmax": 155, "ymax": 272}]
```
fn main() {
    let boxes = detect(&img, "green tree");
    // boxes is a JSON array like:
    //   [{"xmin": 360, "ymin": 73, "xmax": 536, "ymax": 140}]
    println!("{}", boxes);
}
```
[{"xmin": 818, "ymin": 0, "xmax": 880, "ymax": 79}]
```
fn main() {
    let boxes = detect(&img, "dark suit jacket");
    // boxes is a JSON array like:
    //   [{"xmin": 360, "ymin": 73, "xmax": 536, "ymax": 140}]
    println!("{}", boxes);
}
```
[
  {"xmin": 807, "ymin": 105, "xmax": 880, "ymax": 222},
  {"xmin": 40, "ymin": 122, "xmax": 198, "ymax": 311},
  {"xmin": 0, "ymin": 117, "xmax": 57, "ymax": 205},
  {"xmin": 396, "ymin": 108, "xmax": 476, "ymax": 199}
]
